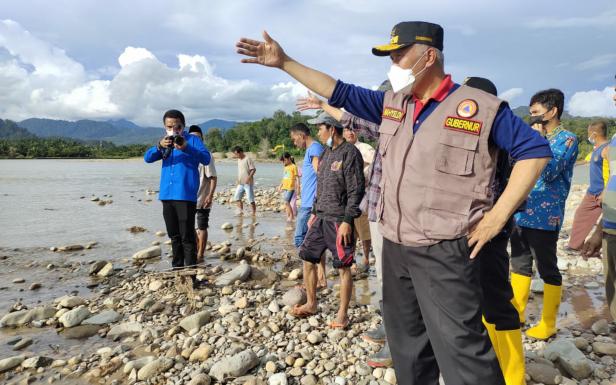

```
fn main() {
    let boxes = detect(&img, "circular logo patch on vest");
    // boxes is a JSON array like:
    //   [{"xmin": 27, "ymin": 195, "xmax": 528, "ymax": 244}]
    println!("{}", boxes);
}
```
[{"xmin": 457, "ymin": 99, "xmax": 478, "ymax": 118}]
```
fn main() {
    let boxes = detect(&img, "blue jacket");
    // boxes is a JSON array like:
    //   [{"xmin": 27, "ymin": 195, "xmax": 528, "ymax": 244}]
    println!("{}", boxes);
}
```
[{"xmin": 144, "ymin": 132, "xmax": 211, "ymax": 202}]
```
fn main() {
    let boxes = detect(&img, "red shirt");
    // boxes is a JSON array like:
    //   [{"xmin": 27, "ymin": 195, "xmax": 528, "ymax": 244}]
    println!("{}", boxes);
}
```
[{"xmin": 411, "ymin": 74, "xmax": 454, "ymax": 122}]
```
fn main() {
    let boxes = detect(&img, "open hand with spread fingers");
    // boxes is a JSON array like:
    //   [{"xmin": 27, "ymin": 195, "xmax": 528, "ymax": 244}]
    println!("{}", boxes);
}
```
[
  {"xmin": 236, "ymin": 31, "xmax": 286, "ymax": 68},
  {"xmin": 296, "ymin": 91, "xmax": 324, "ymax": 111}
]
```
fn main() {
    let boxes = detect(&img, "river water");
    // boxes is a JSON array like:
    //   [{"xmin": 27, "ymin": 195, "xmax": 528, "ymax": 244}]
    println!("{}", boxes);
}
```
[
  {"xmin": 0, "ymin": 159, "xmax": 590, "ymax": 250},
  {"xmin": 0, "ymin": 159, "xmax": 289, "ymax": 249}
]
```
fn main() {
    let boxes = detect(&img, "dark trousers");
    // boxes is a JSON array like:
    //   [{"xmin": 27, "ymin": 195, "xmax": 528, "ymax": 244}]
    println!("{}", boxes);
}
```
[
  {"xmin": 510, "ymin": 225, "xmax": 561, "ymax": 286},
  {"xmin": 162, "ymin": 200, "xmax": 197, "ymax": 268},
  {"xmin": 602, "ymin": 233, "xmax": 616, "ymax": 319},
  {"xmin": 382, "ymin": 237, "xmax": 504, "ymax": 385},
  {"xmin": 479, "ymin": 232, "xmax": 520, "ymax": 330}
]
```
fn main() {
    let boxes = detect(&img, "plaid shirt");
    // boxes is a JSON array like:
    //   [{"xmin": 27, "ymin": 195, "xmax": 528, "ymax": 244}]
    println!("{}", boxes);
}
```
[{"xmin": 340, "ymin": 112, "xmax": 381, "ymax": 222}]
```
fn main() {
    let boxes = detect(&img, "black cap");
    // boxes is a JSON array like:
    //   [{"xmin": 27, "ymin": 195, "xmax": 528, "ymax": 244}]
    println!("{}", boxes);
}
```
[
  {"xmin": 188, "ymin": 125, "xmax": 203, "ymax": 135},
  {"xmin": 372, "ymin": 21, "xmax": 444, "ymax": 56},
  {"xmin": 463, "ymin": 77, "xmax": 498, "ymax": 96}
]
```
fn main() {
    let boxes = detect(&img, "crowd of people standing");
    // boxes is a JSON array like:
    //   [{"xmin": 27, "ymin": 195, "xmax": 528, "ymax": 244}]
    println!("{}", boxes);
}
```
[{"xmin": 143, "ymin": 20, "xmax": 616, "ymax": 384}]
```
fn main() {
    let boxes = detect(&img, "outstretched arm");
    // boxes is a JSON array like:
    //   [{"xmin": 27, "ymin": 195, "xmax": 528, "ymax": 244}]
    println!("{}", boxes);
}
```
[
  {"xmin": 297, "ymin": 92, "xmax": 344, "ymax": 121},
  {"xmin": 297, "ymin": 93, "xmax": 381, "ymax": 140},
  {"xmin": 236, "ymin": 31, "xmax": 337, "ymax": 99}
]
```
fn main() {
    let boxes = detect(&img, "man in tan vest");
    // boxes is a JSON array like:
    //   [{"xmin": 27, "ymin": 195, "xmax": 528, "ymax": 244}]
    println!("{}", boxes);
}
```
[
  {"xmin": 297, "ymin": 77, "xmax": 529, "ymax": 383},
  {"xmin": 236, "ymin": 21, "xmax": 552, "ymax": 385}
]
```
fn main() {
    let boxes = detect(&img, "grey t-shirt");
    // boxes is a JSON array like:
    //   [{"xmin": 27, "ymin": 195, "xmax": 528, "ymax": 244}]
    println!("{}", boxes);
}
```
[
  {"xmin": 237, "ymin": 156, "xmax": 256, "ymax": 185},
  {"xmin": 197, "ymin": 158, "xmax": 218, "ymax": 209}
]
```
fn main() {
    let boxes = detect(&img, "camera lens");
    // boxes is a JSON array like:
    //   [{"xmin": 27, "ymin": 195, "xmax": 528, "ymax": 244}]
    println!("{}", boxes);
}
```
[{"xmin": 174, "ymin": 135, "xmax": 185, "ymax": 146}]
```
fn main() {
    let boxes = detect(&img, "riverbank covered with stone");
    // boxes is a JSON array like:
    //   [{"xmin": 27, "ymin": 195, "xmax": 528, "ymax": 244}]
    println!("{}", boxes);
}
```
[{"xmin": 0, "ymin": 184, "xmax": 615, "ymax": 385}]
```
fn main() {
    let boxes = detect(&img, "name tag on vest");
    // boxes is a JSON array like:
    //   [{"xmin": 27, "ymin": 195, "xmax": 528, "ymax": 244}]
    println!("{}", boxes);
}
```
[
  {"xmin": 443, "ymin": 116, "xmax": 482, "ymax": 136},
  {"xmin": 382, "ymin": 107, "xmax": 405, "ymax": 122}
]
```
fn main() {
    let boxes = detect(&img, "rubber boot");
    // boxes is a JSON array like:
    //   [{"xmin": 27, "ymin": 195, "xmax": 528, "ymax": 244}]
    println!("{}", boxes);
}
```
[
  {"xmin": 510, "ymin": 273, "xmax": 531, "ymax": 324},
  {"xmin": 363, "ymin": 300, "xmax": 386, "ymax": 344},
  {"xmin": 495, "ymin": 329, "xmax": 526, "ymax": 385},
  {"xmin": 525, "ymin": 283, "xmax": 562, "ymax": 340},
  {"xmin": 362, "ymin": 323, "xmax": 386, "ymax": 344},
  {"xmin": 483, "ymin": 316, "xmax": 498, "ymax": 353},
  {"xmin": 367, "ymin": 341, "xmax": 393, "ymax": 368}
]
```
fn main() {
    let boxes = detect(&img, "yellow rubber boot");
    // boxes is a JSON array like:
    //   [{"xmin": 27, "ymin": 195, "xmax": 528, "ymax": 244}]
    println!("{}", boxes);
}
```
[
  {"xmin": 510, "ymin": 273, "xmax": 531, "ymax": 324},
  {"xmin": 526, "ymin": 283, "xmax": 562, "ymax": 340},
  {"xmin": 483, "ymin": 318, "xmax": 508, "ymax": 383},
  {"xmin": 483, "ymin": 316, "xmax": 498, "ymax": 352},
  {"xmin": 495, "ymin": 329, "xmax": 527, "ymax": 385}
]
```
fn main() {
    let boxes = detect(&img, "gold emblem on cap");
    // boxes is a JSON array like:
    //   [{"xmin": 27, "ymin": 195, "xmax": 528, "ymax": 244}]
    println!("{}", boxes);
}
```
[
  {"xmin": 390, "ymin": 35, "xmax": 399, "ymax": 44},
  {"xmin": 457, "ymin": 99, "xmax": 478, "ymax": 118}
]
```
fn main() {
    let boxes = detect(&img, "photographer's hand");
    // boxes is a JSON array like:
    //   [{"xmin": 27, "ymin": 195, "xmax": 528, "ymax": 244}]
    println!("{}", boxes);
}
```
[
  {"xmin": 160, "ymin": 137, "xmax": 173, "ymax": 148},
  {"xmin": 175, "ymin": 141, "xmax": 188, "ymax": 151}
]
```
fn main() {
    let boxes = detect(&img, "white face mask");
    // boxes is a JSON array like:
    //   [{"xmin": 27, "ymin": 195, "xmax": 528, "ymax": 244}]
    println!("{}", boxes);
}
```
[
  {"xmin": 326, "ymin": 136, "xmax": 333, "ymax": 148},
  {"xmin": 387, "ymin": 50, "xmax": 429, "ymax": 93},
  {"xmin": 165, "ymin": 129, "xmax": 175, "ymax": 137}
]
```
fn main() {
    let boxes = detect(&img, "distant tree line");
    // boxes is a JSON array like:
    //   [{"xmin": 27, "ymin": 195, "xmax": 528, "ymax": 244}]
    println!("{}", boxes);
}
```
[
  {"xmin": 0, "ymin": 137, "xmax": 148, "ymax": 158},
  {"xmin": 520, "ymin": 116, "xmax": 616, "ymax": 161},
  {"xmin": 202, "ymin": 110, "xmax": 313, "ymax": 157},
  {"xmin": 1, "ymin": 113, "xmax": 615, "ymax": 160}
]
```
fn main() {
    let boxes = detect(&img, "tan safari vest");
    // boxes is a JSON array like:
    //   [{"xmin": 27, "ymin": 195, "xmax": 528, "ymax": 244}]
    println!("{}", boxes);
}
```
[{"xmin": 377, "ymin": 84, "xmax": 503, "ymax": 247}]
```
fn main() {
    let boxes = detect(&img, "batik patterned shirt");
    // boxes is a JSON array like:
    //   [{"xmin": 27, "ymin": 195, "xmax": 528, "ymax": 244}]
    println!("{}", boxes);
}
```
[{"xmin": 515, "ymin": 126, "xmax": 578, "ymax": 231}]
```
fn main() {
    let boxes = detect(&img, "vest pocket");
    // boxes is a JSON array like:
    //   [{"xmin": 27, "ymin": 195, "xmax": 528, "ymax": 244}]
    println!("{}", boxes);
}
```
[
  {"xmin": 377, "ymin": 120, "xmax": 400, "ymax": 157},
  {"xmin": 435, "ymin": 131, "xmax": 479, "ymax": 176},
  {"xmin": 421, "ymin": 187, "xmax": 472, "ymax": 240}
]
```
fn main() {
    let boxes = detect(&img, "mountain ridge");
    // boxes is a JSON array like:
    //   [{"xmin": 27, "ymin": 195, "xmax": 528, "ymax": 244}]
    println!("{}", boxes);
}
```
[{"xmin": 12, "ymin": 118, "xmax": 237, "ymax": 145}]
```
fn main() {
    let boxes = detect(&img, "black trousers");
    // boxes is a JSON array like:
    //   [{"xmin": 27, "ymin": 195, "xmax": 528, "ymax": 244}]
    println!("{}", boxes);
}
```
[
  {"xmin": 479, "ymin": 232, "xmax": 520, "ymax": 330},
  {"xmin": 382, "ymin": 237, "xmax": 504, "ymax": 385},
  {"xmin": 162, "ymin": 200, "xmax": 197, "ymax": 268},
  {"xmin": 510, "ymin": 225, "xmax": 562, "ymax": 286}
]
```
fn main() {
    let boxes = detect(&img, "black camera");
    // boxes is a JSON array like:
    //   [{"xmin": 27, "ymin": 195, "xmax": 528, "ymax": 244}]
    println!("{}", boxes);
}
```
[{"xmin": 165, "ymin": 135, "xmax": 185, "ymax": 147}]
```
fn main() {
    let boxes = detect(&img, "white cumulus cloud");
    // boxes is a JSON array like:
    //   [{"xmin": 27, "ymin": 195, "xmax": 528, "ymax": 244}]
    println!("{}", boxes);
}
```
[
  {"xmin": 0, "ymin": 19, "xmax": 308, "ymax": 125},
  {"xmin": 118, "ymin": 47, "xmax": 156, "ymax": 68},
  {"xmin": 498, "ymin": 87, "xmax": 524, "ymax": 103},
  {"xmin": 568, "ymin": 87, "xmax": 616, "ymax": 117}
]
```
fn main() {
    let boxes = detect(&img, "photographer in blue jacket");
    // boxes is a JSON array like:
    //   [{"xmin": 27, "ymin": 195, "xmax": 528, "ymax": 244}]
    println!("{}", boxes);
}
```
[{"xmin": 144, "ymin": 109, "xmax": 211, "ymax": 285}]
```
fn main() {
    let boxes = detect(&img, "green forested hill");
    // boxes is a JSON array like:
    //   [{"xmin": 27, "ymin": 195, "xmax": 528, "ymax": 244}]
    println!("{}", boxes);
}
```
[
  {"xmin": 1, "ymin": 111, "xmax": 614, "ymax": 160},
  {"xmin": 0, "ymin": 119, "xmax": 36, "ymax": 139}
]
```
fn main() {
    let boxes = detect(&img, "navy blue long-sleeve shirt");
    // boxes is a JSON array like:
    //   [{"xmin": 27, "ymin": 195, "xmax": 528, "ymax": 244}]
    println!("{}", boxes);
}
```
[{"xmin": 328, "ymin": 79, "xmax": 552, "ymax": 162}]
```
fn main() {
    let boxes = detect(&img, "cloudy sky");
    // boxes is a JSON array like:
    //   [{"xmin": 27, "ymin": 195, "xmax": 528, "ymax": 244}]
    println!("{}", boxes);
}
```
[{"xmin": 1, "ymin": 0, "xmax": 615, "ymax": 126}]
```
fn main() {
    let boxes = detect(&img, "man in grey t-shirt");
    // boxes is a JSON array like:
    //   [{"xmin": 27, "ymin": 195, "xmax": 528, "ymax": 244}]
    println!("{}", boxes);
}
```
[
  {"xmin": 232, "ymin": 146, "xmax": 256, "ymax": 216},
  {"xmin": 189, "ymin": 126, "xmax": 218, "ymax": 261}
]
